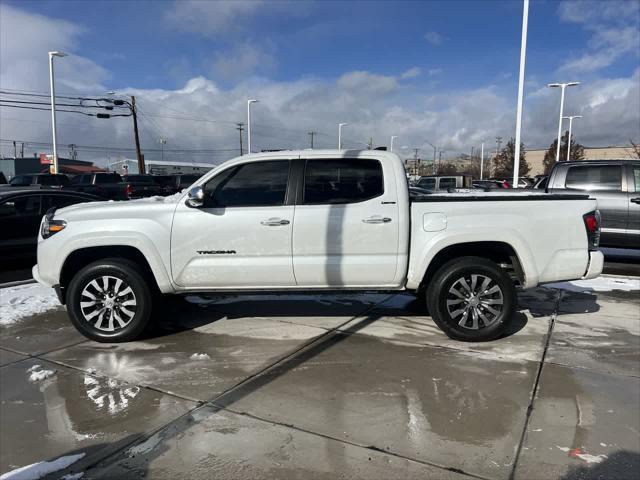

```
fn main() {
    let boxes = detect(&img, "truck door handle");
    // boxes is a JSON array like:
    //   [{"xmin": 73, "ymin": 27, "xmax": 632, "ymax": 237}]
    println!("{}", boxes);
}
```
[
  {"xmin": 362, "ymin": 216, "xmax": 392, "ymax": 224},
  {"xmin": 631, "ymin": 197, "xmax": 640, "ymax": 204},
  {"xmin": 261, "ymin": 218, "xmax": 290, "ymax": 226}
]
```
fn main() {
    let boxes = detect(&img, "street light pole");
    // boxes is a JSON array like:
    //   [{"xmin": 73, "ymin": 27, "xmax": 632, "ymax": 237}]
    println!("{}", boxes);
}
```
[
  {"xmin": 548, "ymin": 81, "xmax": 580, "ymax": 162},
  {"xmin": 480, "ymin": 142, "xmax": 485, "ymax": 180},
  {"xmin": 338, "ymin": 123, "xmax": 347, "ymax": 149},
  {"xmin": 425, "ymin": 140, "xmax": 437, "ymax": 174},
  {"xmin": 247, "ymin": 99, "xmax": 258, "ymax": 154},
  {"xmin": 563, "ymin": 115, "xmax": 582, "ymax": 161},
  {"xmin": 48, "ymin": 51, "xmax": 67, "ymax": 174},
  {"xmin": 390, "ymin": 135, "xmax": 398, "ymax": 152},
  {"xmin": 512, "ymin": 0, "xmax": 529, "ymax": 189}
]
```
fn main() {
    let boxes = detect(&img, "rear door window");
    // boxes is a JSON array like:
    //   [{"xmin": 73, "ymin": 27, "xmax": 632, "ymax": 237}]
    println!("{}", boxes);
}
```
[
  {"xmin": 95, "ymin": 174, "xmax": 122, "ymax": 184},
  {"xmin": 439, "ymin": 177, "xmax": 457, "ymax": 189},
  {"xmin": 565, "ymin": 165, "xmax": 622, "ymax": 191},
  {"xmin": 303, "ymin": 159, "xmax": 383, "ymax": 204},
  {"xmin": 633, "ymin": 166, "xmax": 640, "ymax": 192},
  {"xmin": 417, "ymin": 178, "xmax": 436, "ymax": 190}
]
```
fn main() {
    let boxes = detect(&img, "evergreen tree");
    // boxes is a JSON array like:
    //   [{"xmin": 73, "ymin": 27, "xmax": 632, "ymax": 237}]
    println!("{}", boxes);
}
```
[
  {"xmin": 492, "ymin": 138, "xmax": 529, "ymax": 179},
  {"xmin": 543, "ymin": 130, "xmax": 586, "ymax": 174}
]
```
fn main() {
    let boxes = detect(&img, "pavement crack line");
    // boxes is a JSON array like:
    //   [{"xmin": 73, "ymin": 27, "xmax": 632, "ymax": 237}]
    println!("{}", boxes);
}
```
[
  {"xmin": 508, "ymin": 288, "xmax": 563, "ymax": 480},
  {"xmin": 60, "ymin": 294, "xmax": 399, "ymax": 477}
]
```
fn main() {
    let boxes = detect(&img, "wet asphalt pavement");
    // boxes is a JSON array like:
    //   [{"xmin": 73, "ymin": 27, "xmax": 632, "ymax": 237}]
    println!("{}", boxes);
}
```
[{"xmin": 1, "ymin": 282, "xmax": 639, "ymax": 479}]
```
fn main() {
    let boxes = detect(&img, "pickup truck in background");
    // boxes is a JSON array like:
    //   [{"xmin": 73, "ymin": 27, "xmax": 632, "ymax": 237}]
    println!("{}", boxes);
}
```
[
  {"xmin": 64, "ymin": 173, "xmax": 163, "ymax": 200},
  {"xmin": 415, "ymin": 175, "xmax": 473, "ymax": 191},
  {"xmin": 546, "ymin": 159, "xmax": 639, "ymax": 248},
  {"xmin": 151, "ymin": 174, "xmax": 204, "ymax": 195},
  {"xmin": 34, "ymin": 150, "xmax": 603, "ymax": 343}
]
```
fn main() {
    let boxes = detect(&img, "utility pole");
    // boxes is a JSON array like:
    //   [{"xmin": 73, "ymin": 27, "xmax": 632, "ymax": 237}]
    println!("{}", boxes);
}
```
[
  {"xmin": 159, "ymin": 138, "xmax": 167, "ymax": 161},
  {"xmin": 367, "ymin": 137, "xmax": 373, "ymax": 150},
  {"xmin": 69, "ymin": 144, "xmax": 77, "ymax": 160},
  {"xmin": 13, "ymin": 141, "xmax": 16, "ymax": 159},
  {"xmin": 480, "ymin": 142, "xmax": 485, "ymax": 180},
  {"xmin": 308, "ymin": 131, "xmax": 316, "ymax": 149},
  {"xmin": 495, "ymin": 136, "xmax": 502, "ymax": 157},
  {"xmin": 131, "ymin": 96, "xmax": 144, "ymax": 174},
  {"xmin": 20, "ymin": 142, "xmax": 24, "ymax": 158},
  {"xmin": 413, "ymin": 148, "xmax": 420, "ymax": 175},
  {"xmin": 236, "ymin": 123, "xmax": 245, "ymax": 155}
]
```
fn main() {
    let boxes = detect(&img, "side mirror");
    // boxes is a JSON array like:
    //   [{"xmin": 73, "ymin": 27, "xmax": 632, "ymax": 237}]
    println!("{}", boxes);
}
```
[{"xmin": 186, "ymin": 186, "xmax": 204, "ymax": 208}]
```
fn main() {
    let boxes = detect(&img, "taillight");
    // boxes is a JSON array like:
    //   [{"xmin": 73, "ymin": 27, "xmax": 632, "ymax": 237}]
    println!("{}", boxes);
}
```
[
  {"xmin": 126, "ymin": 184, "xmax": 133, "ymax": 198},
  {"xmin": 583, "ymin": 210, "xmax": 600, "ymax": 250}
]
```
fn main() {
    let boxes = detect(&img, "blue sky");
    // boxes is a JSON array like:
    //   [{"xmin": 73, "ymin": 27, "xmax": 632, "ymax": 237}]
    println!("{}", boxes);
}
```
[{"xmin": 1, "ymin": 0, "xmax": 639, "ymax": 161}]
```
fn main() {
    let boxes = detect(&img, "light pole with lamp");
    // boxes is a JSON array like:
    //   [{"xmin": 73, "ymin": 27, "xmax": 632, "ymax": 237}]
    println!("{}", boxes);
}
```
[
  {"xmin": 563, "ymin": 115, "xmax": 581, "ymax": 161},
  {"xmin": 247, "ymin": 99, "xmax": 258, "ymax": 154},
  {"xmin": 425, "ymin": 140, "xmax": 437, "ymax": 174},
  {"xmin": 548, "ymin": 81, "xmax": 580, "ymax": 162},
  {"xmin": 48, "ymin": 51, "xmax": 67, "ymax": 174}
]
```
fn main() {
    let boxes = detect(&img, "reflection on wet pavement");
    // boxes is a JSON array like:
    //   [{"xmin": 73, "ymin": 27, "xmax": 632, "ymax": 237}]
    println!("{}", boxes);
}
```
[
  {"xmin": 1, "ymin": 284, "xmax": 639, "ymax": 479},
  {"xmin": 0, "ymin": 358, "xmax": 195, "ymax": 476},
  {"xmin": 87, "ymin": 407, "xmax": 469, "ymax": 480}
]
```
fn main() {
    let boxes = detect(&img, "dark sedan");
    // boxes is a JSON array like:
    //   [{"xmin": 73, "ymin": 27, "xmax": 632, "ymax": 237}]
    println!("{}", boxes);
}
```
[{"xmin": 0, "ymin": 189, "xmax": 100, "ymax": 262}]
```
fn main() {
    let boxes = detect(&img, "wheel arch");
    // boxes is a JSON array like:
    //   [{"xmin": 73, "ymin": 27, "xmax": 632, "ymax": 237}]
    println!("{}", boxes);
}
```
[
  {"xmin": 59, "ymin": 246, "xmax": 163, "ymax": 303},
  {"xmin": 418, "ymin": 241, "xmax": 525, "ymax": 292}
]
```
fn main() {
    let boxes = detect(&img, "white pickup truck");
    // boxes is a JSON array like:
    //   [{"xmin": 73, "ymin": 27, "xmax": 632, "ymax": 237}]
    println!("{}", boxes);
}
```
[{"xmin": 33, "ymin": 150, "xmax": 603, "ymax": 343}]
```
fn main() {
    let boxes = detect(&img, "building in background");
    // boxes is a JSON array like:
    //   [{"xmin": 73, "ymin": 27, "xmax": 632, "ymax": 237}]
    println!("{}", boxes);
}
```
[
  {"xmin": 525, "ymin": 145, "xmax": 637, "ymax": 176},
  {"xmin": 0, "ymin": 156, "xmax": 103, "ymax": 179},
  {"xmin": 107, "ymin": 158, "xmax": 216, "ymax": 175}
]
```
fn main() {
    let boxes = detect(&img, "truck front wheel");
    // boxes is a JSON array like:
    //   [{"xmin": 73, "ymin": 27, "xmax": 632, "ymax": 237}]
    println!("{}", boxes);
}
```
[
  {"xmin": 67, "ymin": 258, "xmax": 152, "ymax": 342},
  {"xmin": 426, "ymin": 256, "xmax": 516, "ymax": 342}
]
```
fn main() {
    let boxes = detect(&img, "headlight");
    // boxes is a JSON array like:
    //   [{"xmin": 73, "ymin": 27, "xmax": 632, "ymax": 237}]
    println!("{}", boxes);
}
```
[{"xmin": 41, "ymin": 216, "xmax": 67, "ymax": 239}]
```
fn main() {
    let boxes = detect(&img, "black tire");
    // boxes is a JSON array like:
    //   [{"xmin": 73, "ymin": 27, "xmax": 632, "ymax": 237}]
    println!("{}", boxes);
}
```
[
  {"xmin": 426, "ymin": 256, "xmax": 516, "ymax": 342},
  {"xmin": 67, "ymin": 258, "xmax": 153, "ymax": 342}
]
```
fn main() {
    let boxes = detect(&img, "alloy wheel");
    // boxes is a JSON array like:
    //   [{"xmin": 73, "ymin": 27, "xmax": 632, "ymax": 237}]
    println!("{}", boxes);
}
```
[
  {"xmin": 79, "ymin": 275, "xmax": 137, "ymax": 332},
  {"xmin": 446, "ymin": 274, "xmax": 504, "ymax": 330}
]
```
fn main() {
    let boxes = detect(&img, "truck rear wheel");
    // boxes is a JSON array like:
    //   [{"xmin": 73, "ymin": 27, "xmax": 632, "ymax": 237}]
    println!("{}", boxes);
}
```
[
  {"xmin": 426, "ymin": 256, "xmax": 516, "ymax": 342},
  {"xmin": 67, "ymin": 258, "xmax": 152, "ymax": 342}
]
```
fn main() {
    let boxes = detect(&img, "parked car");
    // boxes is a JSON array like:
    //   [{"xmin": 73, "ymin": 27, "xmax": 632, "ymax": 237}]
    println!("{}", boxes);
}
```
[
  {"xmin": 415, "ymin": 175, "xmax": 473, "ymax": 191},
  {"xmin": 34, "ymin": 150, "xmax": 602, "ymax": 344},
  {"xmin": 0, "ymin": 173, "xmax": 70, "ymax": 190},
  {"xmin": 472, "ymin": 180, "xmax": 509, "ymax": 190},
  {"xmin": 546, "ymin": 159, "xmax": 639, "ymax": 248},
  {"xmin": 152, "ymin": 174, "xmax": 203, "ymax": 195},
  {"xmin": 530, "ymin": 175, "xmax": 548, "ymax": 189},
  {"xmin": 0, "ymin": 189, "xmax": 99, "ymax": 261},
  {"xmin": 65, "ymin": 173, "xmax": 162, "ymax": 200},
  {"xmin": 121, "ymin": 175, "xmax": 165, "ymax": 198},
  {"xmin": 65, "ymin": 173, "xmax": 129, "ymax": 200}
]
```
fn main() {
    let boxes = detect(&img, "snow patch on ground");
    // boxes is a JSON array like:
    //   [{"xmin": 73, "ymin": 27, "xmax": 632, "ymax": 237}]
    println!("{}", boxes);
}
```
[
  {"xmin": 547, "ymin": 276, "xmax": 640, "ymax": 293},
  {"xmin": 0, "ymin": 284, "xmax": 60, "ymax": 326},
  {"xmin": 60, "ymin": 473, "xmax": 84, "ymax": 480},
  {"xmin": 0, "ymin": 452, "xmax": 85, "ymax": 480},
  {"xmin": 190, "ymin": 353, "xmax": 210, "ymax": 360},
  {"xmin": 28, "ymin": 369, "xmax": 56, "ymax": 382}
]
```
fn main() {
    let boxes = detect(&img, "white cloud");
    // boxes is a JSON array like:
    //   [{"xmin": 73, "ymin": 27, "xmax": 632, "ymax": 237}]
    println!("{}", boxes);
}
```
[
  {"xmin": 165, "ymin": 0, "xmax": 265, "ymax": 36},
  {"xmin": 164, "ymin": 0, "xmax": 311, "ymax": 36},
  {"xmin": 0, "ymin": 4, "xmax": 638, "ymax": 167},
  {"xmin": 424, "ymin": 31, "xmax": 444, "ymax": 46},
  {"xmin": 211, "ymin": 42, "xmax": 276, "ymax": 81},
  {"xmin": 557, "ymin": 0, "xmax": 640, "ymax": 73},
  {"xmin": 428, "ymin": 68, "xmax": 443, "ymax": 76},
  {"xmin": 400, "ymin": 67, "xmax": 421, "ymax": 80}
]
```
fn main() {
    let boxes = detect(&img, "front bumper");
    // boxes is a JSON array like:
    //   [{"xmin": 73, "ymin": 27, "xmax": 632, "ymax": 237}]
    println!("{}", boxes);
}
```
[
  {"xmin": 31, "ymin": 264, "xmax": 51, "ymax": 287},
  {"xmin": 582, "ymin": 250, "xmax": 604, "ymax": 280}
]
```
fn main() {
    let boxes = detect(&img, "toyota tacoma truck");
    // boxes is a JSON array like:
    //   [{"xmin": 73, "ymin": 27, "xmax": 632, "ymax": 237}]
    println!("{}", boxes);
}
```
[{"xmin": 33, "ymin": 150, "xmax": 604, "ymax": 343}]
